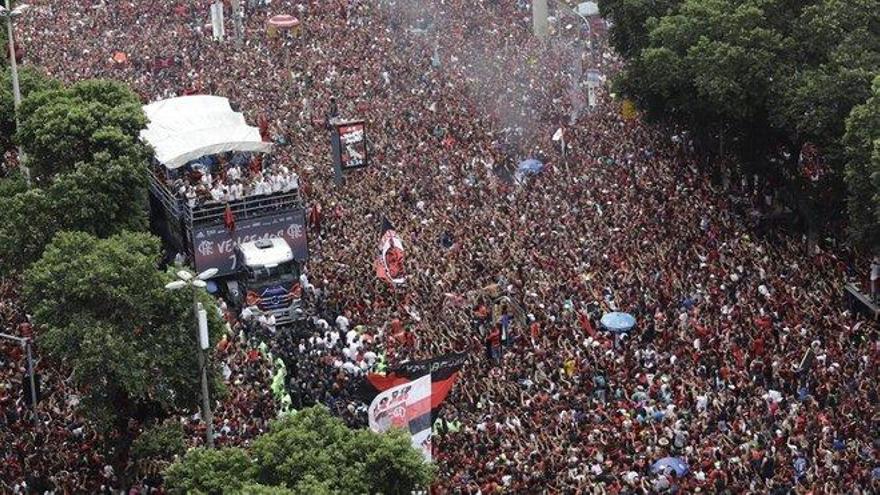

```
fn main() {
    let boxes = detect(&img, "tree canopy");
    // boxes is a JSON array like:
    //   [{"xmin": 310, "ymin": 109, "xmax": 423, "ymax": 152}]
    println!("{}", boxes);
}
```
[
  {"xmin": 0, "ymin": 78, "xmax": 149, "ymax": 272},
  {"xmin": 843, "ymin": 76, "xmax": 880, "ymax": 249},
  {"xmin": 0, "ymin": 66, "xmax": 60, "ymax": 152},
  {"xmin": 17, "ymin": 78, "xmax": 148, "ymax": 181},
  {"xmin": 602, "ymin": 0, "xmax": 880, "ymax": 248},
  {"xmin": 164, "ymin": 406, "xmax": 435, "ymax": 495},
  {"xmin": 23, "ymin": 231, "xmax": 223, "ymax": 435}
]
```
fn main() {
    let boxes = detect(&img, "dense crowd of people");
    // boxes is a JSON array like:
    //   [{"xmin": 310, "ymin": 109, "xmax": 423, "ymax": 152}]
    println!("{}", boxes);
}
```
[{"xmin": 2, "ymin": 0, "xmax": 877, "ymax": 493}]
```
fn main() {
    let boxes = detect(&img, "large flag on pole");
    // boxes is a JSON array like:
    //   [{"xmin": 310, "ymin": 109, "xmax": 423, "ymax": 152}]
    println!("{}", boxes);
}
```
[
  {"xmin": 368, "ymin": 374, "xmax": 432, "ymax": 461},
  {"xmin": 375, "ymin": 217, "xmax": 406, "ymax": 285}
]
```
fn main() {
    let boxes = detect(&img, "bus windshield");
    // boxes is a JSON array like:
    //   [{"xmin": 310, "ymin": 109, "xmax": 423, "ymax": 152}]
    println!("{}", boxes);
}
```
[{"xmin": 245, "ymin": 260, "xmax": 298, "ymax": 286}]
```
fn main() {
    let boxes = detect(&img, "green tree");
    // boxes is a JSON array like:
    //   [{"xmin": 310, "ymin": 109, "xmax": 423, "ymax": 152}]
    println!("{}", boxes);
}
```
[
  {"xmin": 132, "ymin": 421, "xmax": 187, "ymax": 462},
  {"xmin": 47, "ymin": 151, "xmax": 149, "ymax": 237},
  {"xmin": 843, "ymin": 76, "xmax": 880, "ymax": 250},
  {"xmin": 605, "ymin": 0, "xmax": 880, "ymax": 244},
  {"xmin": 0, "ymin": 147, "xmax": 149, "ymax": 274},
  {"xmin": 0, "ymin": 66, "xmax": 60, "ymax": 151},
  {"xmin": 0, "ymin": 187, "xmax": 58, "ymax": 271},
  {"xmin": 0, "ymin": 77, "xmax": 150, "ymax": 273},
  {"xmin": 164, "ymin": 448, "xmax": 254, "ymax": 494},
  {"xmin": 16, "ymin": 78, "xmax": 147, "ymax": 182},
  {"xmin": 165, "ymin": 407, "xmax": 435, "ymax": 495},
  {"xmin": 22, "ymin": 231, "xmax": 223, "ymax": 465},
  {"xmin": 599, "ymin": 0, "xmax": 683, "ymax": 59},
  {"xmin": 235, "ymin": 484, "xmax": 298, "ymax": 495}
]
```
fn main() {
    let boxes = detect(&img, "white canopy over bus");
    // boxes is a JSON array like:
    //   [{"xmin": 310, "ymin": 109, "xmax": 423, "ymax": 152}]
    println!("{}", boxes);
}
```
[{"xmin": 140, "ymin": 95, "xmax": 272, "ymax": 169}]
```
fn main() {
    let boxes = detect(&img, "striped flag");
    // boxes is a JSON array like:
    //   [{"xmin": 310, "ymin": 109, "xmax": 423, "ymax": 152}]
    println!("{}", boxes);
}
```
[{"xmin": 368, "ymin": 374, "xmax": 433, "ymax": 461}]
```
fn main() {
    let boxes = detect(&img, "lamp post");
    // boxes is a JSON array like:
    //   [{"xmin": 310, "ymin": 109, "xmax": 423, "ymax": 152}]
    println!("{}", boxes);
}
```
[
  {"xmin": 532, "ymin": 0, "xmax": 549, "ymax": 39},
  {"xmin": 230, "ymin": 0, "xmax": 244, "ymax": 48},
  {"xmin": 166, "ymin": 267, "xmax": 218, "ymax": 449},
  {"xmin": 1, "ymin": 1, "xmax": 30, "ymax": 187},
  {"xmin": 0, "ymin": 332, "xmax": 37, "ymax": 424}
]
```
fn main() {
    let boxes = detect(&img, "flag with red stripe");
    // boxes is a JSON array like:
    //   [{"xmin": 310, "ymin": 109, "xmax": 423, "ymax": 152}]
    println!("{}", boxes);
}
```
[
  {"xmin": 368, "ymin": 374, "xmax": 432, "ymax": 461},
  {"xmin": 359, "ymin": 352, "xmax": 466, "ymax": 416}
]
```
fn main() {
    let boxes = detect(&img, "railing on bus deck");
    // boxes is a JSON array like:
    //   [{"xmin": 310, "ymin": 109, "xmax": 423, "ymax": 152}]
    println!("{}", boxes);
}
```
[
  {"xmin": 147, "ymin": 169, "xmax": 303, "ymax": 229},
  {"xmin": 184, "ymin": 190, "xmax": 302, "ymax": 229},
  {"xmin": 148, "ymin": 168, "xmax": 183, "ymax": 219}
]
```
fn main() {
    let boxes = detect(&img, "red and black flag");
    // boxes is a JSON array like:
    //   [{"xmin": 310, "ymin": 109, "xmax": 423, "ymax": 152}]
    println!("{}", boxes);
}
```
[
  {"xmin": 224, "ymin": 202, "xmax": 235, "ymax": 232},
  {"xmin": 357, "ymin": 352, "xmax": 466, "ymax": 416},
  {"xmin": 375, "ymin": 216, "xmax": 405, "ymax": 285}
]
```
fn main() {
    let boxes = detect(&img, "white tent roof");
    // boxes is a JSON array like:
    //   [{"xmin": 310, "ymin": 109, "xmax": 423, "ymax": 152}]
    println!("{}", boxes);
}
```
[
  {"xmin": 140, "ymin": 95, "xmax": 272, "ymax": 169},
  {"xmin": 577, "ymin": 2, "xmax": 599, "ymax": 17}
]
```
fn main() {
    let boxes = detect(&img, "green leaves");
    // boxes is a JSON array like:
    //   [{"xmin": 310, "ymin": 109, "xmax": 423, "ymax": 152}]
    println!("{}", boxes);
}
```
[
  {"xmin": 132, "ymin": 421, "xmax": 187, "ymax": 461},
  {"xmin": 843, "ymin": 76, "xmax": 880, "ymax": 249},
  {"xmin": 0, "ymin": 66, "xmax": 60, "ymax": 151},
  {"xmin": 16, "ymin": 79, "xmax": 148, "ymax": 182},
  {"xmin": 22, "ymin": 231, "xmax": 224, "ymax": 431},
  {"xmin": 607, "ymin": 0, "xmax": 880, "ymax": 245},
  {"xmin": 600, "ymin": 0, "xmax": 684, "ymax": 59},
  {"xmin": 0, "ymin": 77, "xmax": 150, "ymax": 274},
  {"xmin": 164, "ymin": 407, "xmax": 435, "ymax": 495},
  {"xmin": 165, "ymin": 448, "xmax": 254, "ymax": 494}
]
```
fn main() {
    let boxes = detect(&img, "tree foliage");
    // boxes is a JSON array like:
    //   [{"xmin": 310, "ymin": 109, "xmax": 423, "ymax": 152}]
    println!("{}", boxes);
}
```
[
  {"xmin": 843, "ymin": 76, "xmax": 880, "ymax": 250},
  {"xmin": 598, "ymin": 0, "xmax": 683, "ymax": 59},
  {"xmin": 164, "ymin": 448, "xmax": 254, "ymax": 494},
  {"xmin": 0, "ymin": 66, "xmax": 61, "ymax": 151},
  {"xmin": 602, "ymin": 0, "xmax": 880, "ymax": 245},
  {"xmin": 0, "ymin": 78, "xmax": 149, "ymax": 273},
  {"xmin": 165, "ymin": 406, "xmax": 435, "ymax": 495},
  {"xmin": 17, "ymin": 78, "xmax": 148, "ymax": 181},
  {"xmin": 132, "ymin": 421, "xmax": 187, "ymax": 461},
  {"xmin": 22, "ymin": 231, "xmax": 223, "ymax": 433}
]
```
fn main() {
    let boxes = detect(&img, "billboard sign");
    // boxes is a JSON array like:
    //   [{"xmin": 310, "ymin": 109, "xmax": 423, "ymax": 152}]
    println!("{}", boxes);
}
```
[
  {"xmin": 192, "ymin": 209, "xmax": 308, "ymax": 277},
  {"xmin": 336, "ymin": 120, "xmax": 368, "ymax": 170}
]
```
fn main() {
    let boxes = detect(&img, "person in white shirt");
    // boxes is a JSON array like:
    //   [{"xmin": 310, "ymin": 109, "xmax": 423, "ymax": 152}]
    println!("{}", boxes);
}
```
[
  {"xmin": 342, "ymin": 361, "xmax": 360, "ymax": 374},
  {"xmin": 210, "ymin": 185, "xmax": 225, "ymax": 202},
  {"xmin": 299, "ymin": 273, "xmax": 313, "ymax": 295},
  {"xmin": 264, "ymin": 314, "xmax": 276, "ymax": 334},
  {"xmin": 254, "ymin": 177, "xmax": 269, "ymax": 196},
  {"xmin": 363, "ymin": 350, "xmax": 377, "ymax": 365},
  {"xmin": 186, "ymin": 188, "xmax": 197, "ymax": 207},
  {"xmin": 287, "ymin": 172, "xmax": 299, "ymax": 191},
  {"xmin": 271, "ymin": 174, "xmax": 284, "ymax": 193},
  {"xmin": 325, "ymin": 330, "xmax": 339, "ymax": 348},
  {"xmin": 336, "ymin": 314, "xmax": 350, "ymax": 333}
]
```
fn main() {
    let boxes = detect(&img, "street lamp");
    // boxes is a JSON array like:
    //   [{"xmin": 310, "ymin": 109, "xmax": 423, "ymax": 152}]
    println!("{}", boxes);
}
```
[
  {"xmin": 166, "ymin": 267, "xmax": 218, "ymax": 448},
  {"xmin": 1, "ymin": 1, "xmax": 30, "ymax": 187}
]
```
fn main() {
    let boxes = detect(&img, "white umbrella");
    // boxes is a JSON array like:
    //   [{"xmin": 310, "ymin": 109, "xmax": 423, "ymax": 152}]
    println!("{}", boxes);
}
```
[{"xmin": 577, "ymin": 2, "xmax": 599, "ymax": 16}]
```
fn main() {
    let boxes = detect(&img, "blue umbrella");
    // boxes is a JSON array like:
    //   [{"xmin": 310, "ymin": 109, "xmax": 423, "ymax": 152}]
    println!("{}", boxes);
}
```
[
  {"xmin": 600, "ymin": 312, "xmax": 636, "ymax": 333},
  {"xmin": 517, "ymin": 158, "xmax": 544, "ymax": 176},
  {"xmin": 650, "ymin": 457, "xmax": 689, "ymax": 477}
]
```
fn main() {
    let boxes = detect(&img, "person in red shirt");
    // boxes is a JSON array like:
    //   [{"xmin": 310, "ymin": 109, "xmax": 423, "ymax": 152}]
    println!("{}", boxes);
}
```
[
  {"xmin": 529, "ymin": 318, "xmax": 541, "ymax": 347},
  {"xmin": 486, "ymin": 324, "xmax": 502, "ymax": 363}
]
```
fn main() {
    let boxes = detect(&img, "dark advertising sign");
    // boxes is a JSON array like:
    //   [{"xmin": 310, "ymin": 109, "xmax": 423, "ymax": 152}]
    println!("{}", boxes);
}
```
[
  {"xmin": 336, "ymin": 120, "xmax": 368, "ymax": 170},
  {"xmin": 192, "ymin": 209, "xmax": 308, "ymax": 277}
]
